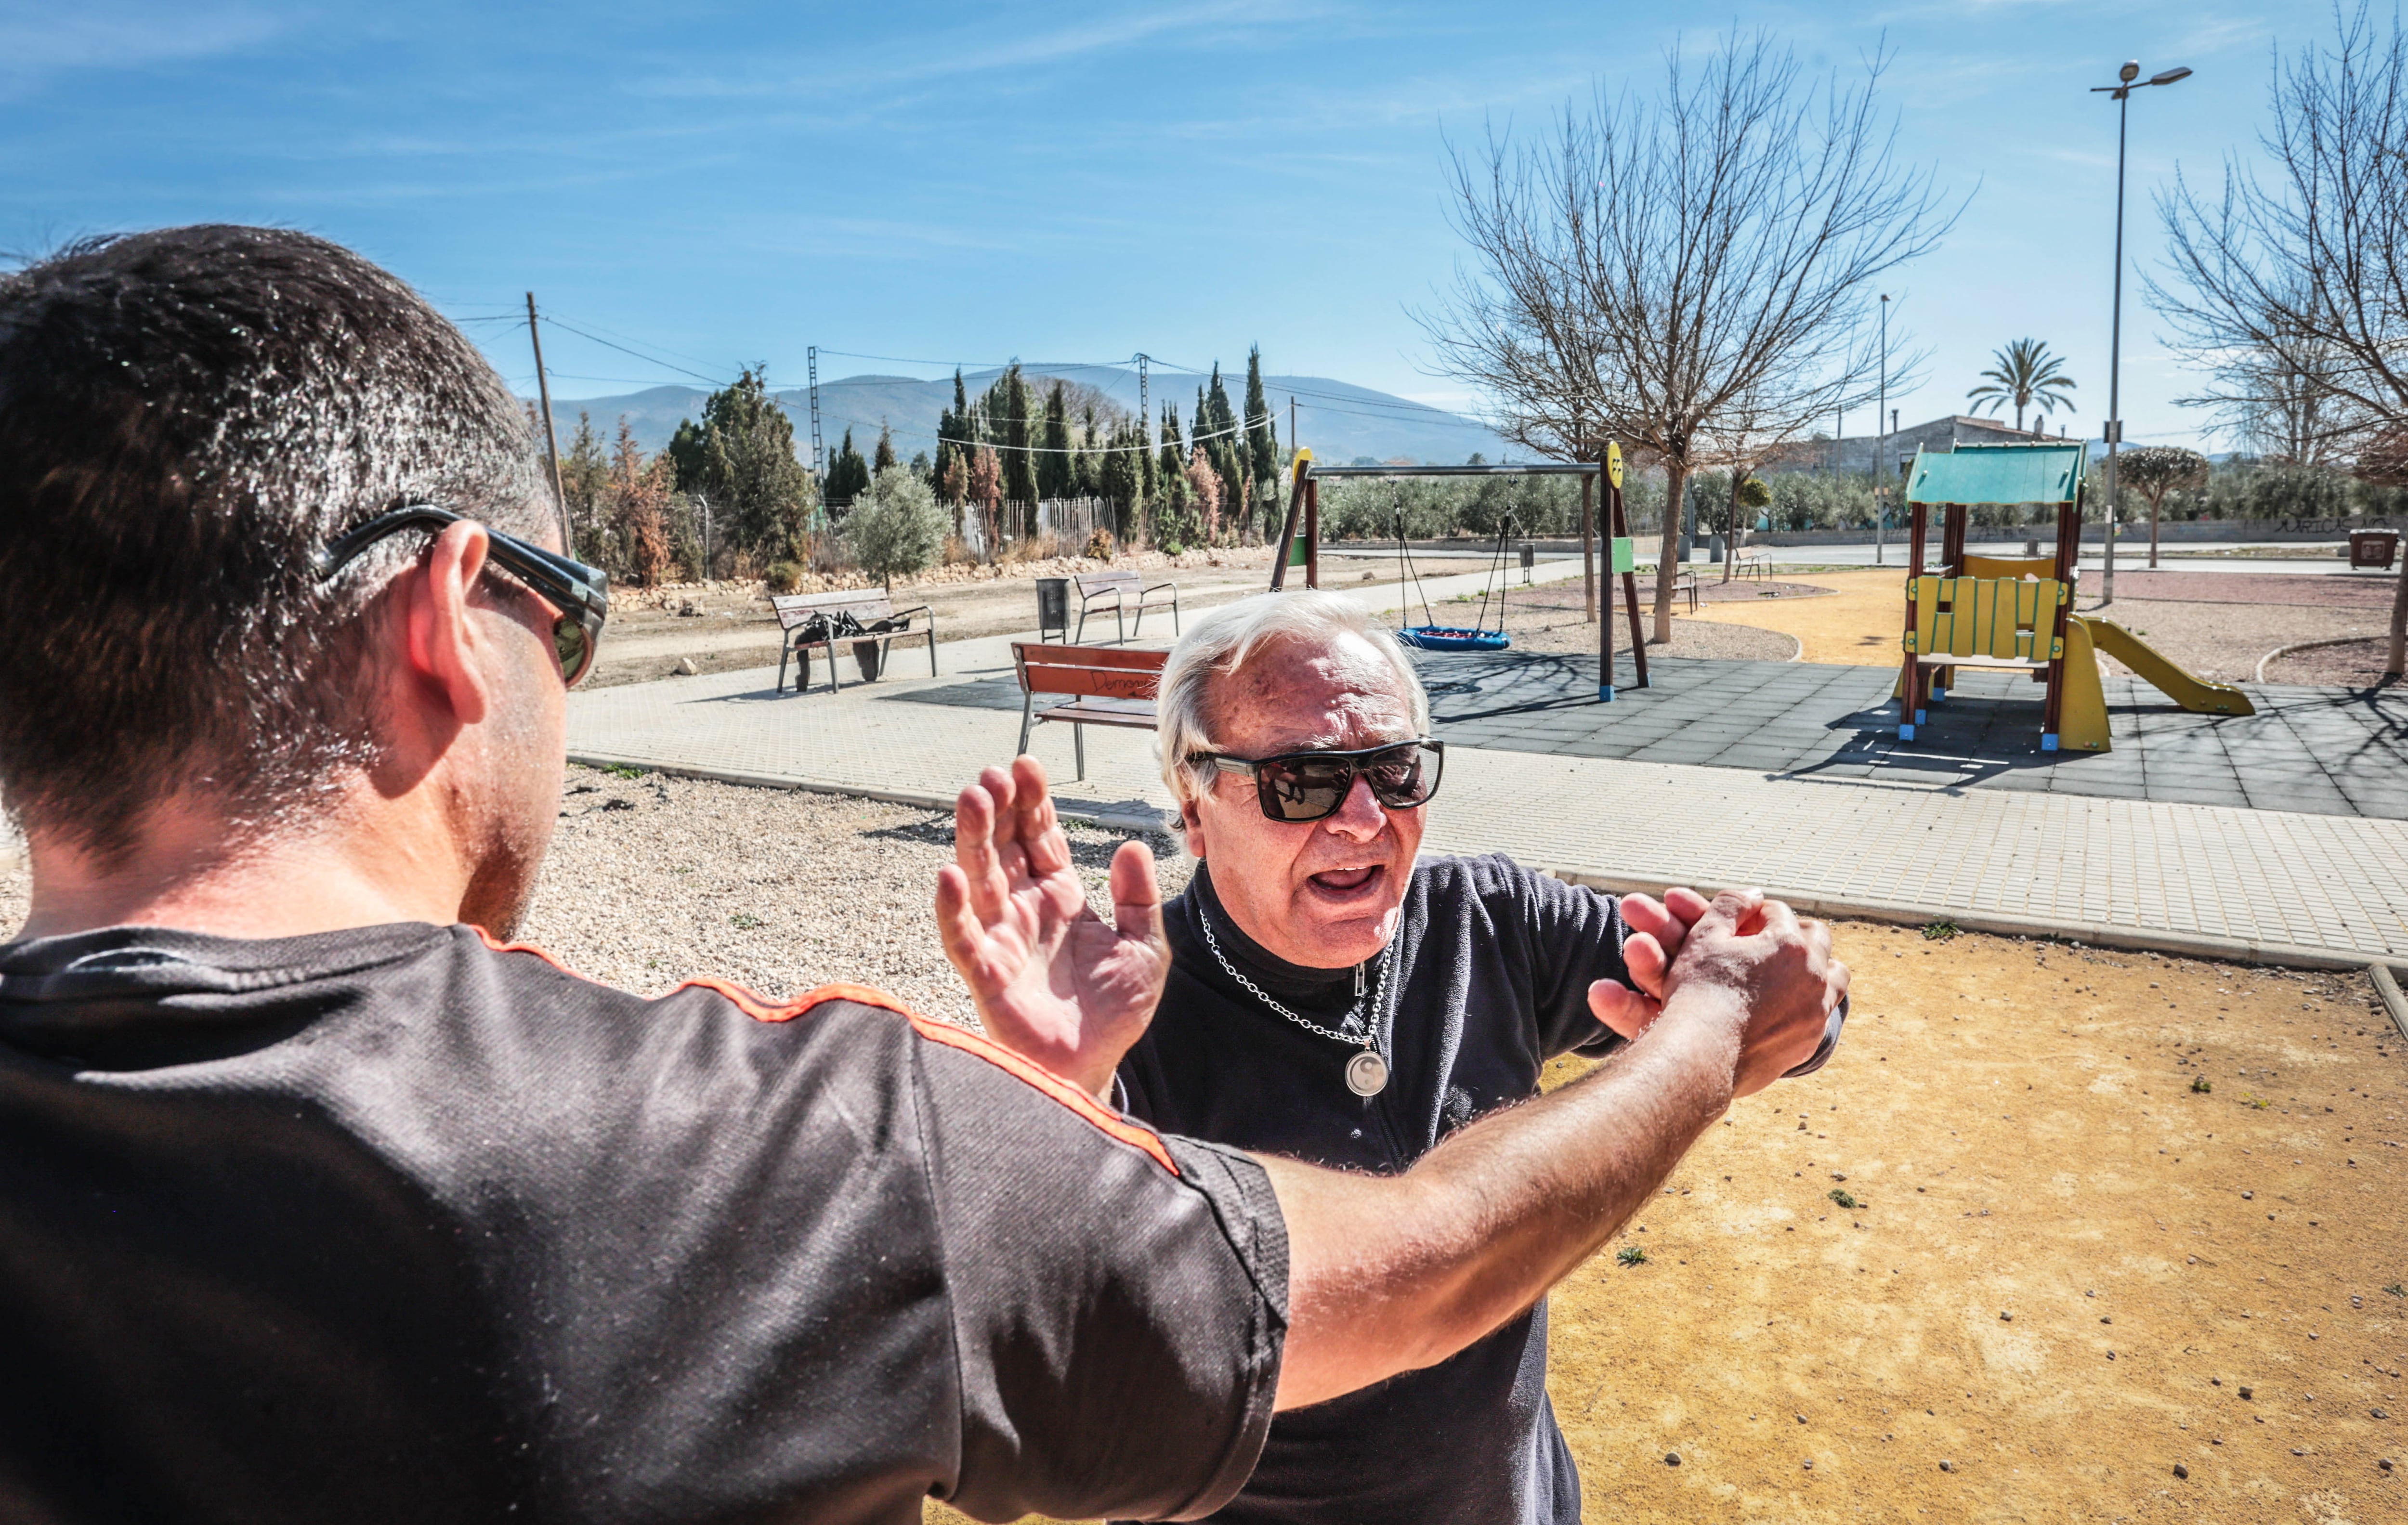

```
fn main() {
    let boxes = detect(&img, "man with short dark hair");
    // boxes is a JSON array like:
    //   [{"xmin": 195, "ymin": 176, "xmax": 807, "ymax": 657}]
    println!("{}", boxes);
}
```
[{"xmin": 1, "ymin": 227, "xmax": 1845, "ymax": 1525}]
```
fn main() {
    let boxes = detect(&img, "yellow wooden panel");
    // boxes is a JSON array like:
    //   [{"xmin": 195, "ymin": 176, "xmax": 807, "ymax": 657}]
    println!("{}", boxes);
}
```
[{"xmin": 1903, "ymin": 575, "xmax": 2068, "ymax": 662}]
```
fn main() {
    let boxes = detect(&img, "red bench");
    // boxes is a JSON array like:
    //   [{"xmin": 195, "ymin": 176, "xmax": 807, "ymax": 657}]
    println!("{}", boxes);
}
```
[{"xmin": 1012, "ymin": 642, "xmax": 1165, "ymax": 781}]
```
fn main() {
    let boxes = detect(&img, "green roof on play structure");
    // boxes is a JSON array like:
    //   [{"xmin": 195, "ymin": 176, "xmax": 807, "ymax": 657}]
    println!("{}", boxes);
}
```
[{"xmin": 1905, "ymin": 442, "xmax": 2089, "ymax": 507}]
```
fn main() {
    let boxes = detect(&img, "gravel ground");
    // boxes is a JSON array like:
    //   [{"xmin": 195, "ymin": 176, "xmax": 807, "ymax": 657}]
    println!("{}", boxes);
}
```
[
  {"xmin": 2081, "ymin": 598, "xmax": 2383, "ymax": 685},
  {"xmin": 514, "ymin": 766, "xmax": 1190, "ymax": 1025},
  {"xmin": 2262, "ymin": 636, "xmax": 2408, "ymax": 689}
]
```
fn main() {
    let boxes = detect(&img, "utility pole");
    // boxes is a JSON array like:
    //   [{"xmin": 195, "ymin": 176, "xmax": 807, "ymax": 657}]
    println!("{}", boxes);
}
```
[
  {"xmin": 2093, "ymin": 58, "xmax": 2192, "ymax": 605},
  {"xmin": 1135, "ymin": 353, "xmax": 1151, "ymax": 455},
  {"xmin": 806, "ymin": 345, "xmax": 825, "ymax": 480},
  {"xmin": 525, "ymin": 293, "xmax": 570, "ymax": 554},
  {"xmin": 1876, "ymin": 294, "xmax": 1889, "ymax": 568}
]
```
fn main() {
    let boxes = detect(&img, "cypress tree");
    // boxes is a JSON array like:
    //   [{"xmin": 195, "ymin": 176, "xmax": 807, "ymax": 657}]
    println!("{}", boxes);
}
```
[
  {"xmin": 1038, "ymin": 381, "xmax": 1072, "ymax": 499},
  {"xmin": 874, "ymin": 421, "xmax": 898, "ymax": 473},
  {"xmin": 1244, "ymin": 345, "xmax": 1278, "ymax": 508},
  {"xmin": 1158, "ymin": 403, "xmax": 1186, "ymax": 488}
]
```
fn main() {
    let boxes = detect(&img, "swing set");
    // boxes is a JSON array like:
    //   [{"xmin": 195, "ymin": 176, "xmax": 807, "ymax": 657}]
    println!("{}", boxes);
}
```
[{"xmin": 1270, "ymin": 445, "xmax": 1652, "ymax": 701}]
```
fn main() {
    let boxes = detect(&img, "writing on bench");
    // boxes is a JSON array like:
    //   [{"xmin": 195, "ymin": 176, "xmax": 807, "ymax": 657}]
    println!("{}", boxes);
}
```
[
  {"xmin": 772, "ymin": 591, "xmax": 938, "ymax": 694},
  {"xmin": 1012, "ymin": 642, "xmax": 1164, "ymax": 782}
]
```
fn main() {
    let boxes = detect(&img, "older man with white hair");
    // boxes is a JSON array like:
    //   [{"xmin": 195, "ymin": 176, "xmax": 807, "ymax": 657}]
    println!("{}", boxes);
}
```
[{"xmin": 949, "ymin": 589, "xmax": 1848, "ymax": 1525}]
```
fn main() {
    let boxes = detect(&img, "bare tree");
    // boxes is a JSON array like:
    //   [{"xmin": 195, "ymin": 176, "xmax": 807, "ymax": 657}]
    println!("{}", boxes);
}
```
[
  {"xmin": 2165, "ymin": 300, "xmax": 2369, "ymax": 466},
  {"xmin": 2151, "ymin": 2, "xmax": 2408, "ymax": 677},
  {"xmin": 1421, "ymin": 31, "xmax": 1958, "ymax": 640}
]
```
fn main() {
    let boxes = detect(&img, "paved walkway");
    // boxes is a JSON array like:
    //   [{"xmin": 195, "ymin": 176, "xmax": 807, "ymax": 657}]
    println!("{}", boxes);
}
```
[
  {"xmin": 568, "ymin": 655, "xmax": 2408, "ymax": 965},
  {"xmin": 1399, "ymin": 652, "xmax": 2408, "ymax": 821}
]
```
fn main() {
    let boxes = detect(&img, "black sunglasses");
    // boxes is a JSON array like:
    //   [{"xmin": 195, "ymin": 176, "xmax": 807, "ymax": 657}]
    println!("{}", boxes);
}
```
[
  {"xmin": 1191, "ymin": 739, "xmax": 1445, "ymax": 823},
  {"xmin": 313, "ymin": 505, "xmax": 610, "ymax": 686}
]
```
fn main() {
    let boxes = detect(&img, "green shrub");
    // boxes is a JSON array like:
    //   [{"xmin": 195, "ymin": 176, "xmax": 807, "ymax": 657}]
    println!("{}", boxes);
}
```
[{"xmin": 766, "ymin": 560, "xmax": 805, "ymax": 594}]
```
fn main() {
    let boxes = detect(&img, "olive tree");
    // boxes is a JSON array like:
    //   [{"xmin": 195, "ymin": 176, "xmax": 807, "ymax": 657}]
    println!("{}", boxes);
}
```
[{"xmin": 847, "ymin": 466, "xmax": 949, "ymax": 593}]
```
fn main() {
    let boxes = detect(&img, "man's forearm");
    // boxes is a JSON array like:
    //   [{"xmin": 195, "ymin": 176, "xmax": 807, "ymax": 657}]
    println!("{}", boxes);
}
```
[{"xmin": 1261, "ymin": 990, "xmax": 1744, "ymax": 1411}]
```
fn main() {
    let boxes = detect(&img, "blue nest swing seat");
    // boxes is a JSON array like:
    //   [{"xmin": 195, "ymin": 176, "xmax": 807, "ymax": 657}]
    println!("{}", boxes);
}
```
[{"xmin": 1391, "ymin": 501, "xmax": 1516, "ymax": 653}]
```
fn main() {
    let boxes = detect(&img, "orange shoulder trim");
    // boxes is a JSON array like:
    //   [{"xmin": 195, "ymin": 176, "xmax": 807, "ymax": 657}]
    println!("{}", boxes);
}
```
[
  {"xmin": 674, "ymin": 978, "xmax": 1179, "ymax": 1177},
  {"xmin": 468, "ymin": 925, "xmax": 604, "ymax": 984},
  {"xmin": 465, "ymin": 931, "xmax": 1176, "ymax": 1175}
]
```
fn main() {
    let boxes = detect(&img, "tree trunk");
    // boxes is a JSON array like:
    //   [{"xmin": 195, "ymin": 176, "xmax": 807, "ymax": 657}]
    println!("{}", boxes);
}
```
[
  {"xmin": 1652, "ymin": 458, "xmax": 1688, "ymax": 643},
  {"xmin": 2388, "ymin": 547, "xmax": 2407, "ymax": 678},
  {"xmin": 1723, "ymin": 469, "xmax": 1744, "ymax": 584}
]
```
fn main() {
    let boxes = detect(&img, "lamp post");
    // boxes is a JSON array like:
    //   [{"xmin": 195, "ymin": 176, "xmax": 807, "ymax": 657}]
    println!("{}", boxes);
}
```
[
  {"xmin": 1876, "ymin": 293, "xmax": 1889, "ymax": 566},
  {"xmin": 2092, "ymin": 59, "xmax": 2191, "ymax": 605}
]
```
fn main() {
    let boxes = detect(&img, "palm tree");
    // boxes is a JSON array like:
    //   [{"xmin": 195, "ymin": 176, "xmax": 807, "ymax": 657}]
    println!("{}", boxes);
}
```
[{"xmin": 1967, "ymin": 339, "xmax": 2077, "ymax": 433}]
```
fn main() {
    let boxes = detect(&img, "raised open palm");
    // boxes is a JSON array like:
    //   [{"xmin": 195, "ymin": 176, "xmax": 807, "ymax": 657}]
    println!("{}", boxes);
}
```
[{"xmin": 935, "ymin": 756, "xmax": 1169, "ymax": 1102}]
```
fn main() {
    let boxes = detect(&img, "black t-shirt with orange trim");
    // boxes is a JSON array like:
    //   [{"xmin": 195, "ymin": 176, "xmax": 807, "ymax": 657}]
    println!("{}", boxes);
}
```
[{"xmin": 0, "ymin": 922, "xmax": 1286, "ymax": 1525}]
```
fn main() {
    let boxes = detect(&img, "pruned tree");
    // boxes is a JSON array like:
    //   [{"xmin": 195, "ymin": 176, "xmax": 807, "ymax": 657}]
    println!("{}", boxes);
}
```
[
  {"xmin": 604, "ymin": 418, "xmax": 675, "ymax": 587},
  {"xmin": 1186, "ymin": 446, "xmax": 1223, "ymax": 545},
  {"xmin": 2151, "ymin": 1, "xmax": 2408, "ymax": 676},
  {"xmin": 2117, "ymin": 445, "xmax": 2210, "ymax": 567},
  {"xmin": 1966, "ymin": 339, "xmax": 2076, "ymax": 433},
  {"xmin": 1422, "ymin": 31, "xmax": 1957, "ymax": 640},
  {"xmin": 967, "ymin": 445, "xmax": 1003, "ymax": 559}
]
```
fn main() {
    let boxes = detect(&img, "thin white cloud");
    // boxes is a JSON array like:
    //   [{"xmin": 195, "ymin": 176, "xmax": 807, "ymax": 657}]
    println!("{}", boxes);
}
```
[
  {"xmin": 639, "ymin": 0, "xmax": 1319, "ymax": 103},
  {"xmin": 0, "ymin": 4, "xmax": 279, "ymax": 96}
]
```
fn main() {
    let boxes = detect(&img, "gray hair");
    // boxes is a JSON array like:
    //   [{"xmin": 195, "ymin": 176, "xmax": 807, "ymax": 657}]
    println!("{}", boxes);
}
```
[{"xmin": 1156, "ymin": 589, "xmax": 1431, "ymax": 804}]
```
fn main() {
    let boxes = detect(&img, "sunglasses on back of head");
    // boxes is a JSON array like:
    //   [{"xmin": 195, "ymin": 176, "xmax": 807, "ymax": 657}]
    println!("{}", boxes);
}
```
[
  {"xmin": 314, "ymin": 504, "xmax": 610, "ymax": 686},
  {"xmin": 1191, "ymin": 739, "xmax": 1445, "ymax": 823}
]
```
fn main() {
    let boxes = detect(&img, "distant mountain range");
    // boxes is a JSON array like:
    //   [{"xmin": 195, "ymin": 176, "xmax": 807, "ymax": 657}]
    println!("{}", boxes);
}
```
[{"xmin": 531, "ymin": 365, "xmax": 1514, "ymax": 469}]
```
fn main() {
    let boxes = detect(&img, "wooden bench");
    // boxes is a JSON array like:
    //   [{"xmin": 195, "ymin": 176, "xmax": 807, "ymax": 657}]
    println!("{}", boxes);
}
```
[
  {"xmin": 1073, "ymin": 569, "xmax": 1178, "ymax": 645},
  {"xmin": 772, "ymin": 590, "xmax": 937, "ymax": 695},
  {"xmin": 1012, "ymin": 642, "xmax": 1165, "ymax": 780}
]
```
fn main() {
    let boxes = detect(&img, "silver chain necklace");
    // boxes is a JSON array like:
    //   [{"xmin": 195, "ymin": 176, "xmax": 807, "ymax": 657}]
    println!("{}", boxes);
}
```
[{"xmin": 1195, "ymin": 899, "xmax": 1398, "ymax": 1097}]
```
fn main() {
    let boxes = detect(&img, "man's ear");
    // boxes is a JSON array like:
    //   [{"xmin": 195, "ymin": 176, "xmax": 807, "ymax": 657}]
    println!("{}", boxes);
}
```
[
  {"xmin": 402, "ymin": 521, "xmax": 498, "ymax": 727},
  {"xmin": 1179, "ymin": 793, "xmax": 1208, "ymax": 860}
]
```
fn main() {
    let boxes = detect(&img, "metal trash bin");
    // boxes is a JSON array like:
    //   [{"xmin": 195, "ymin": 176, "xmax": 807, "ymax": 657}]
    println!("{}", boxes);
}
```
[
  {"xmin": 2349, "ymin": 529, "xmax": 2400, "ymax": 570},
  {"xmin": 1035, "ymin": 577, "xmax": 1070, "ymax": 642}
]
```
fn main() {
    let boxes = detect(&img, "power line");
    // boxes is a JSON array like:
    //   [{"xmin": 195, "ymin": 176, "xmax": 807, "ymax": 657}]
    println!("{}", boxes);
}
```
[{"xmin": 536, "ymin": 317, "xmax": 729, "ymax": 387}]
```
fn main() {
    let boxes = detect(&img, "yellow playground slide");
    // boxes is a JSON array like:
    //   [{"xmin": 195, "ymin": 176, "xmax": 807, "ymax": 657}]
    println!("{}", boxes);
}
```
[{"xmin": 2075, "ymin": 617, "xmax": 2256, "ymax": 717}]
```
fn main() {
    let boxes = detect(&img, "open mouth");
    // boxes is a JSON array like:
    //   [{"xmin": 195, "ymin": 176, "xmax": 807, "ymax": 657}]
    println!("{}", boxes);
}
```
[{"xmin": 1305, "ymin": 863, "xmax": 1388, "ymax": 901}]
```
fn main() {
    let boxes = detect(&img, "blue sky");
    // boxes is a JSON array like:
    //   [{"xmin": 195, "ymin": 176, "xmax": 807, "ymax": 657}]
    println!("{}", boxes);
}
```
[{"xmin": 0, "ymin": 0, "xmax": 2337, "ymax": 450}]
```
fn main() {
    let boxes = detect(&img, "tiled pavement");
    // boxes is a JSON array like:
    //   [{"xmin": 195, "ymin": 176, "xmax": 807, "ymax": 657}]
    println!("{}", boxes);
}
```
[
  {"xmin": 1403, "ymin": 652, "xmax": 2408, "ymax": 821},
  {"xmin": 568, "ymin": 655, "xmax": 2408, "ymax": 964}
]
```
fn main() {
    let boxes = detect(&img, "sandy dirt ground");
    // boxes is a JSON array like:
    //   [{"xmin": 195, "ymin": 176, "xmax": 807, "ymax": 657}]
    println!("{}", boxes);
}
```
[
  {"xmin": 1668, "ymin": 566, "xmax": 2394, "ymax": 687},
  {"xmin": 1399, "ymin": 572, "xmax": 1805, "ymax": 661},
  {"xmin": 931, "ymin": 925, "xmax": 2408, "ymax": 1525}
]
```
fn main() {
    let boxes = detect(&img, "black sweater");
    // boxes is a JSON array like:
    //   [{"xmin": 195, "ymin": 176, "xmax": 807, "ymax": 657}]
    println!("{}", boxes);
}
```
[{"xmin": 1116, "ymin": 853, "xmax": 1633, "ymax": 1525}]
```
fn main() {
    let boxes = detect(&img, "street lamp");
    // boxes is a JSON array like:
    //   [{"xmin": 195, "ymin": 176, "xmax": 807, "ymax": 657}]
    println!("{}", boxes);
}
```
[{"xmin": 2092, "ymin": 59, "xmax": 2192, "ymax": 604}]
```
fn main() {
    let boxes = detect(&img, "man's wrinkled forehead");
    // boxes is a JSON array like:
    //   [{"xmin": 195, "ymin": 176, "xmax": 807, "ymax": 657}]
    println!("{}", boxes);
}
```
[{"xmin": 1214, "ymin": 631, "xmax": 1417, "ymax": 752}]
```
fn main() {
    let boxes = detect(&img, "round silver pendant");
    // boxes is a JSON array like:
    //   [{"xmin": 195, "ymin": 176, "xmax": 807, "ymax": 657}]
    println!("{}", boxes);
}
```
[{"xmin": 1344, "ymin": 1049, "xmax": 1389, "ymax": 1098}]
